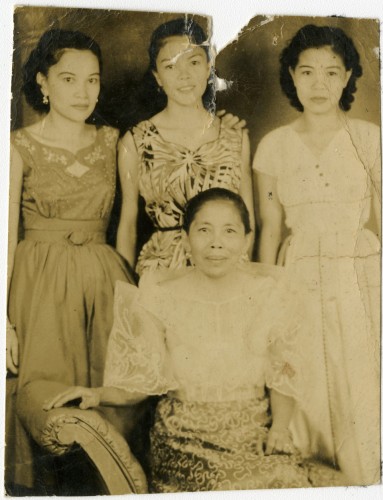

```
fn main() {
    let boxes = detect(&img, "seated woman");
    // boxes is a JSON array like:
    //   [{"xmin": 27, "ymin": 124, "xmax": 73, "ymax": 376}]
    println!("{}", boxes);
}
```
[{"xmin": 44, "ymin": 188, "xmax": 347, "ymax": 492}]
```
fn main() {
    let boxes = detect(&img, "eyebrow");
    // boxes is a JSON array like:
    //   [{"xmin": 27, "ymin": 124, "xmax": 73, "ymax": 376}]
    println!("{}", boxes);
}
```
[
  {"xmin": 195, "ymin": 221, "xmax": 239, "ymax": 227},
  {"xmin": 57, "ymin": 71, "xmax": 100, "ymax": 76},
  {"xmin": 297, "ymin": 64, "xmax": 341, "ymax": 69},
  {"xmin": 159, "ymin": 50, "xmax": 204, "ymax": 64}
]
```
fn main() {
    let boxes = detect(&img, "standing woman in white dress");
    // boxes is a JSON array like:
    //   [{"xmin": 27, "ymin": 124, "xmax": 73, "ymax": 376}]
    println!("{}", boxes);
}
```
[{"xmin": 253, "ymin": 24, "xmax": 380, "ymax": 485}]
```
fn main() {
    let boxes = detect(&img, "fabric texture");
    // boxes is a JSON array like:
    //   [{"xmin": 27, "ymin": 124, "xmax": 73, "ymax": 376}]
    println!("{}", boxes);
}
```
[
  {"xmin": 253, "ymin": 118, "xmax": 381, "ymax": 485},
  {"xmin": 131, "ymin": 119, "xmax": 243, "ymax": 275},
  {"xmin": 7, "ymin": 126, "xmax": 135, "ymax": 489},
  {"xmin": 104, "ymin": 269, "xmax": 347, "ymax": 491}
]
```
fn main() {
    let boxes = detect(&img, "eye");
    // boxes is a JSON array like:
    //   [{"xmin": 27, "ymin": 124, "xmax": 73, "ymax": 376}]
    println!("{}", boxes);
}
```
[
  {"xmin": 88, "ymin": 77, "xmax": 100, "ymax": 84},
  {"xmin": 198, "ymin": 227, "xmax": 208, "ymax": 233},
  {"xmin": 191, "ymin": 59, "xmax": 200, "ymax": 66},
  {"xmin": 165, "ymin": 64, "xmax": 175, "ymax": 70},
  {"xmin": 302, "ymin": 70, "xmax": 312, "ymax": 76},
  {"xmin": 63, "ymin": 76, "xmax": 74, "ymax": 83},
  {"xmin": 327, "ymin": 71, "xmax": 338, "ymax": 77},
  {"xmin": 226, "ymin": 228, "xmax": 237, "ymax": 234}
]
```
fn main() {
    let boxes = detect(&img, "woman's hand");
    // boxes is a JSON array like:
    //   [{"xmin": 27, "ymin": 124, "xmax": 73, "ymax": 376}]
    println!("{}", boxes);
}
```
[
  {"xmin": 217, "ymin": 109, "xmax": 247, "ymax": 130},
  {"xmin": 6, "ymin": 320, "xmax": 19, "ymax": 375},
  {"xmin": 43, "ymin": 386, "xmax": 101, "ymax": 411},
  {"xmin": 265, "ymin": 426, "xmax": 295, "ymax": 455}
]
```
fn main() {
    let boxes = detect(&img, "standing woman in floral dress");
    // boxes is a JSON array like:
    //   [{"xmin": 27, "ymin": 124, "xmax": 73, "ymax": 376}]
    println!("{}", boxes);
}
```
[
  {"xmin": 116, "ymin": 18, "xmax": 254, "ymax": 275},
  {"xmin": 253, "ymin": 25, "xmax": 380, "ymax": 485},
  {"xmin": 6, "ymin": 29, "xmax": 135, "ymax": 492}
]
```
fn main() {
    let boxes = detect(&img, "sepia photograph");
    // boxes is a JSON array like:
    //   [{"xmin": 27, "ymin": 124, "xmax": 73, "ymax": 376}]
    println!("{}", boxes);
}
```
[{"xmin": 1, "ymin": 0, "xmax": 382, "ymax": 498}]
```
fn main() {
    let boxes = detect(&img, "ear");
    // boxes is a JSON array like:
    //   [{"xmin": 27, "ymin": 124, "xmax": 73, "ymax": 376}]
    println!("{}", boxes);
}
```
[
  {"xmin": 206, "ymin": 60, "xmax": 212, "ymax": 80},
  {"xmin": 181, "ymin": 229, "xmax": 191, "ymax": 255},
  {"xmin": 36, "ymin": 72, "xmax": 48, "ymax": 95},
  {"xmin": 152, "ymin": 70, "xmax": 162, "ymax": 89},
  {"xmin": 344, "ymin": 69, "xmax": 352, "ymax": 88},
  {"xmin": 288, "ymin": 66, "xmax": 296, "ymax": 85},
  {"xmin": 242, "ymin": 233, "xmax": 252, "ymax": 256}
]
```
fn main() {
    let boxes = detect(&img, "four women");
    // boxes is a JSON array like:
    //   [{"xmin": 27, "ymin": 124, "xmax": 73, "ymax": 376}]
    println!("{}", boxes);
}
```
[{"xmin": 6, "ymin": 17, "xmax": 381, "ymax": 493}]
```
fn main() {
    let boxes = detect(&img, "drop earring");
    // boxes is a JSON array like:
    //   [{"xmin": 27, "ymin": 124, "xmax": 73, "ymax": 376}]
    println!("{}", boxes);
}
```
[
  {"xmin": 42, "ymin": 95, "xmax": 49, "ymax": 105},
  {"xmin": 185, "ymin": 250, "xmax": 194, "ymax": 267}
]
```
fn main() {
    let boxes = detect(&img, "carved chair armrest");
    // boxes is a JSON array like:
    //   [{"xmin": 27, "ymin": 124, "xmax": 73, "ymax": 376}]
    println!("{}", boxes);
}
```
[{"xmin": 17, "ymin": 381, "xmax": 148, "ymax": 495}]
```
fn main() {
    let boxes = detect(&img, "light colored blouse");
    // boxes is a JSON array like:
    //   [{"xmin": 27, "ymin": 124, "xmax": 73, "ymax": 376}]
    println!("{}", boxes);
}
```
[{"xmin": 103, "ymin": 266, "xmax": 304, "ymax": 403}]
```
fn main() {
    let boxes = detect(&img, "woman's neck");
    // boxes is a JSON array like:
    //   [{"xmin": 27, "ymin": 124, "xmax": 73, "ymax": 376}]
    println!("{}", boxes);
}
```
[
  {"xmin": 160, "ymin": 101, "xmax": 213, "ymax": 129},
  {"xmin": 36, "ymin": 113, "xmax": 91, "ymax": 147},
  {"xmin": 299, "ymin": 109, "xmax": 347, "ymax": 134},
  {"xmin": 188, "ymin": 268, "xmax": 242, "ymax": 301}
]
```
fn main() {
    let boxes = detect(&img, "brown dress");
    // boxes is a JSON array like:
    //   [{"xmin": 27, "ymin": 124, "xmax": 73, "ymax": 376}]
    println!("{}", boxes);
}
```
[{"xmin": 6, "ymin": 126, "xmax": 135, "ymax": 489}]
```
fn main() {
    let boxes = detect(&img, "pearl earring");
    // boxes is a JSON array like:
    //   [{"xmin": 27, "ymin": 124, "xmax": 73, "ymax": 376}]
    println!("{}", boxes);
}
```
[{"xmin": 42, "ymin": 95, "xmax": 49, "ymax": 105}]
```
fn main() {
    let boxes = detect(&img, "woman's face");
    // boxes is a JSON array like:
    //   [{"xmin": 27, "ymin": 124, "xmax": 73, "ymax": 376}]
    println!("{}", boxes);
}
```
[
  {"xmin": 184, "ymin": 200, "xmax": 250, "ymax": 280},
  {"xmin": 37, "ymin": 49, "xmax": 100, "ymax": 123},
  {"xmin": 289, "ymin": 46, "xmax": 351, "ymax": 114},
  {"xmin": 153, "ymin": 35, "xmax": 210, "ymax": 108}
]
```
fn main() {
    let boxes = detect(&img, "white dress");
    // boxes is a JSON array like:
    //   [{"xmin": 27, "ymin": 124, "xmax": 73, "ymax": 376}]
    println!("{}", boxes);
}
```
[{"xmin": 253, "ymin": 118, "xmax": 381, "ymax": 485}]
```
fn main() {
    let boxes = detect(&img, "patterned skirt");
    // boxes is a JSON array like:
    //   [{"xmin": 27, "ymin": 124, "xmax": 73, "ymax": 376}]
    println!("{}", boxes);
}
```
[{"xmin": 150, "ymin": 396, "xmax": 349, "ymax": 493}]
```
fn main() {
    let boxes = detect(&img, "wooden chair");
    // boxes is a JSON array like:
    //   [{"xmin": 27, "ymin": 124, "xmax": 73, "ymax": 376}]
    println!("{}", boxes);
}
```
[{"xmin": 16, "ymin": 380, "xmax": 148, "ymax": 495}]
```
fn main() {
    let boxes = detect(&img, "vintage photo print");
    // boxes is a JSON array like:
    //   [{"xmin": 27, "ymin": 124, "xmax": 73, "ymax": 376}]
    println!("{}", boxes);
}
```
[{"xmin": 2, "ymin": 1, "xmax": 382, "ymax": 497}]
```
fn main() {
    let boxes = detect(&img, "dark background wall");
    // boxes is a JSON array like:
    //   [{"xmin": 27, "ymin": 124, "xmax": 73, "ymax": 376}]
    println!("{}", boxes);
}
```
[
  {"xmin": 215, "ymin": 15, "xmax": 380, "ymax": 151},
  {"xmin": 12, "ymin": 7, "xmax": 210, "ymax": 132},
  {"xmin": 11, "ymin": 9, "xmax": 380, "ymax": 251},
  {"xmin": 11, "ymin": 7, "xmax": 210, "ymax": 250},
  {"xmin": 215, "ymin": 15, "xmax": 380, "ymax": 238}
]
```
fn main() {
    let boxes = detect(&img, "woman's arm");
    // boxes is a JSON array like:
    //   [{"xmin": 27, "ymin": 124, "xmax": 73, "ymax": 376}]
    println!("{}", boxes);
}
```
[
  {"xmin": 44, "ymin": 385, "xmax": 148, "ymax": 411},
  {"xmin": 238, "ymin": 131, "xmax": 255, "ymax": 258},
  {"xmin": 265, "ymin": 389, "xmax": 295, "ymax": 455},
  {"xmin": 116, "ymin": 132, "xmax": 140, "ymax": 269},
  {"xmin": 6, "ymin": 144, "xmax": 24, "ymax": 374},
  {"xmin": 256, "ymin": 172, "xmax": 283, "ymax": 264}
]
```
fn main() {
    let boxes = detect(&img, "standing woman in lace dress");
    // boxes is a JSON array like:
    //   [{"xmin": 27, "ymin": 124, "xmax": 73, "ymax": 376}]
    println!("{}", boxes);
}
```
[
  {"xmin": 6, "ymin": 29, "xmax": 135, "ymax": 492},
  {"xmin": 117, "ymin": 18, "xmax": 254, "ymax": 275},
  {"xmin": 253, "ymin": 25, "xmax": 380, "ymax": 485}
]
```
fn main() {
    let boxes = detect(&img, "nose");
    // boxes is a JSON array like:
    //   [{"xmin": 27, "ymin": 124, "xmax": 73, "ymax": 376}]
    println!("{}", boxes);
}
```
[
  {"xmin": 210, "ymin": 231, "xmax": 223, "ymax": 248},
  {"xmin": 75, "ymin": 81, "xmax": 89, "ymax": 99},
  {"xmin": 312, "ymin": 69, "xmax": 327, "ymax": 89},
  {"xmin": 177, "ymin": 62, "xmax": 191, "ymax": 80}
]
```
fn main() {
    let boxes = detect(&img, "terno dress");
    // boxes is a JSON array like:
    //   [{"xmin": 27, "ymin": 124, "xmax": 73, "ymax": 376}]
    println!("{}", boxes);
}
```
[
  {"xmin": 131, "ymin": 119, "xmax": 243, "ymax": 275},
  {"xmin": 103, "ymin": 267, "xmax": 347, "ymax": 492},
  {"xmin": 7, "ymin": 126, "xmax": 135, "ymax": 488},
  {"xmin": 253, "ymin": 118, "xmax": 381, "ymax": 485}
]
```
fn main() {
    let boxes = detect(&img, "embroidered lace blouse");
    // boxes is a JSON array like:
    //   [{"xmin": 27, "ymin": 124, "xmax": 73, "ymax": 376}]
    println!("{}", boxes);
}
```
[{"xmin": 103, "ymin": 267, "xmax": 304, "ymax": 403}]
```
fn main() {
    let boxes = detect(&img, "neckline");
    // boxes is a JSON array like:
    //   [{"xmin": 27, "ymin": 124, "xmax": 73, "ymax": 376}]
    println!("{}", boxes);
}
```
[
  {"xmin": 20, "ymin": 126, "xmax": 100, "ymax": 157},
  {"xmin": 287, "ymin": 124, "xmax": 345, "ymax": 160},
  {"xmin": 153, "ymin": 274, "xmax": 265, "ymax": 306},
  {"xmin": 145, "ymin": 117, "xmax": 223, "ymax": 153}
]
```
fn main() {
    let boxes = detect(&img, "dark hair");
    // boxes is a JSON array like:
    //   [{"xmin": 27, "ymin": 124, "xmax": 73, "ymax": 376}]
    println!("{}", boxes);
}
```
[
  {"xmin": 183, "ymin": 188, "xmax": 252, "ymax": 234},
  {"xmin": 142, "ymin": 18, "xmax": 214, "ymax": 114},
  {"xmin": 22, "ymin": 29, "xmax": 103, "ymax": 113},
  {"xmin": 280, "ymin": 24, "xmax": 362, "ymax": 112}
]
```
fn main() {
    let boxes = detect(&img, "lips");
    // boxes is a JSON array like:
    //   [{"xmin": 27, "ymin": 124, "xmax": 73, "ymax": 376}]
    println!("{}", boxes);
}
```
[
  {"xmin": 206, "ymin": 255, "xmax": 227, "ymax": 261},
  {"xmin": 71, "ymin": 104, "xmax": 90, "ymax": 110},
  {"xmin": 177, "ymin": 85, "xmax": 195, "ymax": 92},
  {"xmin": 310, "ymin": 97, "xmax": 327, "ymax": 103}
]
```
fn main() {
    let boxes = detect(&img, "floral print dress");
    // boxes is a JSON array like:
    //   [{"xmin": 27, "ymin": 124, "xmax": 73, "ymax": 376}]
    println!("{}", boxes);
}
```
[{"xmin": 131, "ymin": 119, "xmax": 243, "ymax": 275}]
